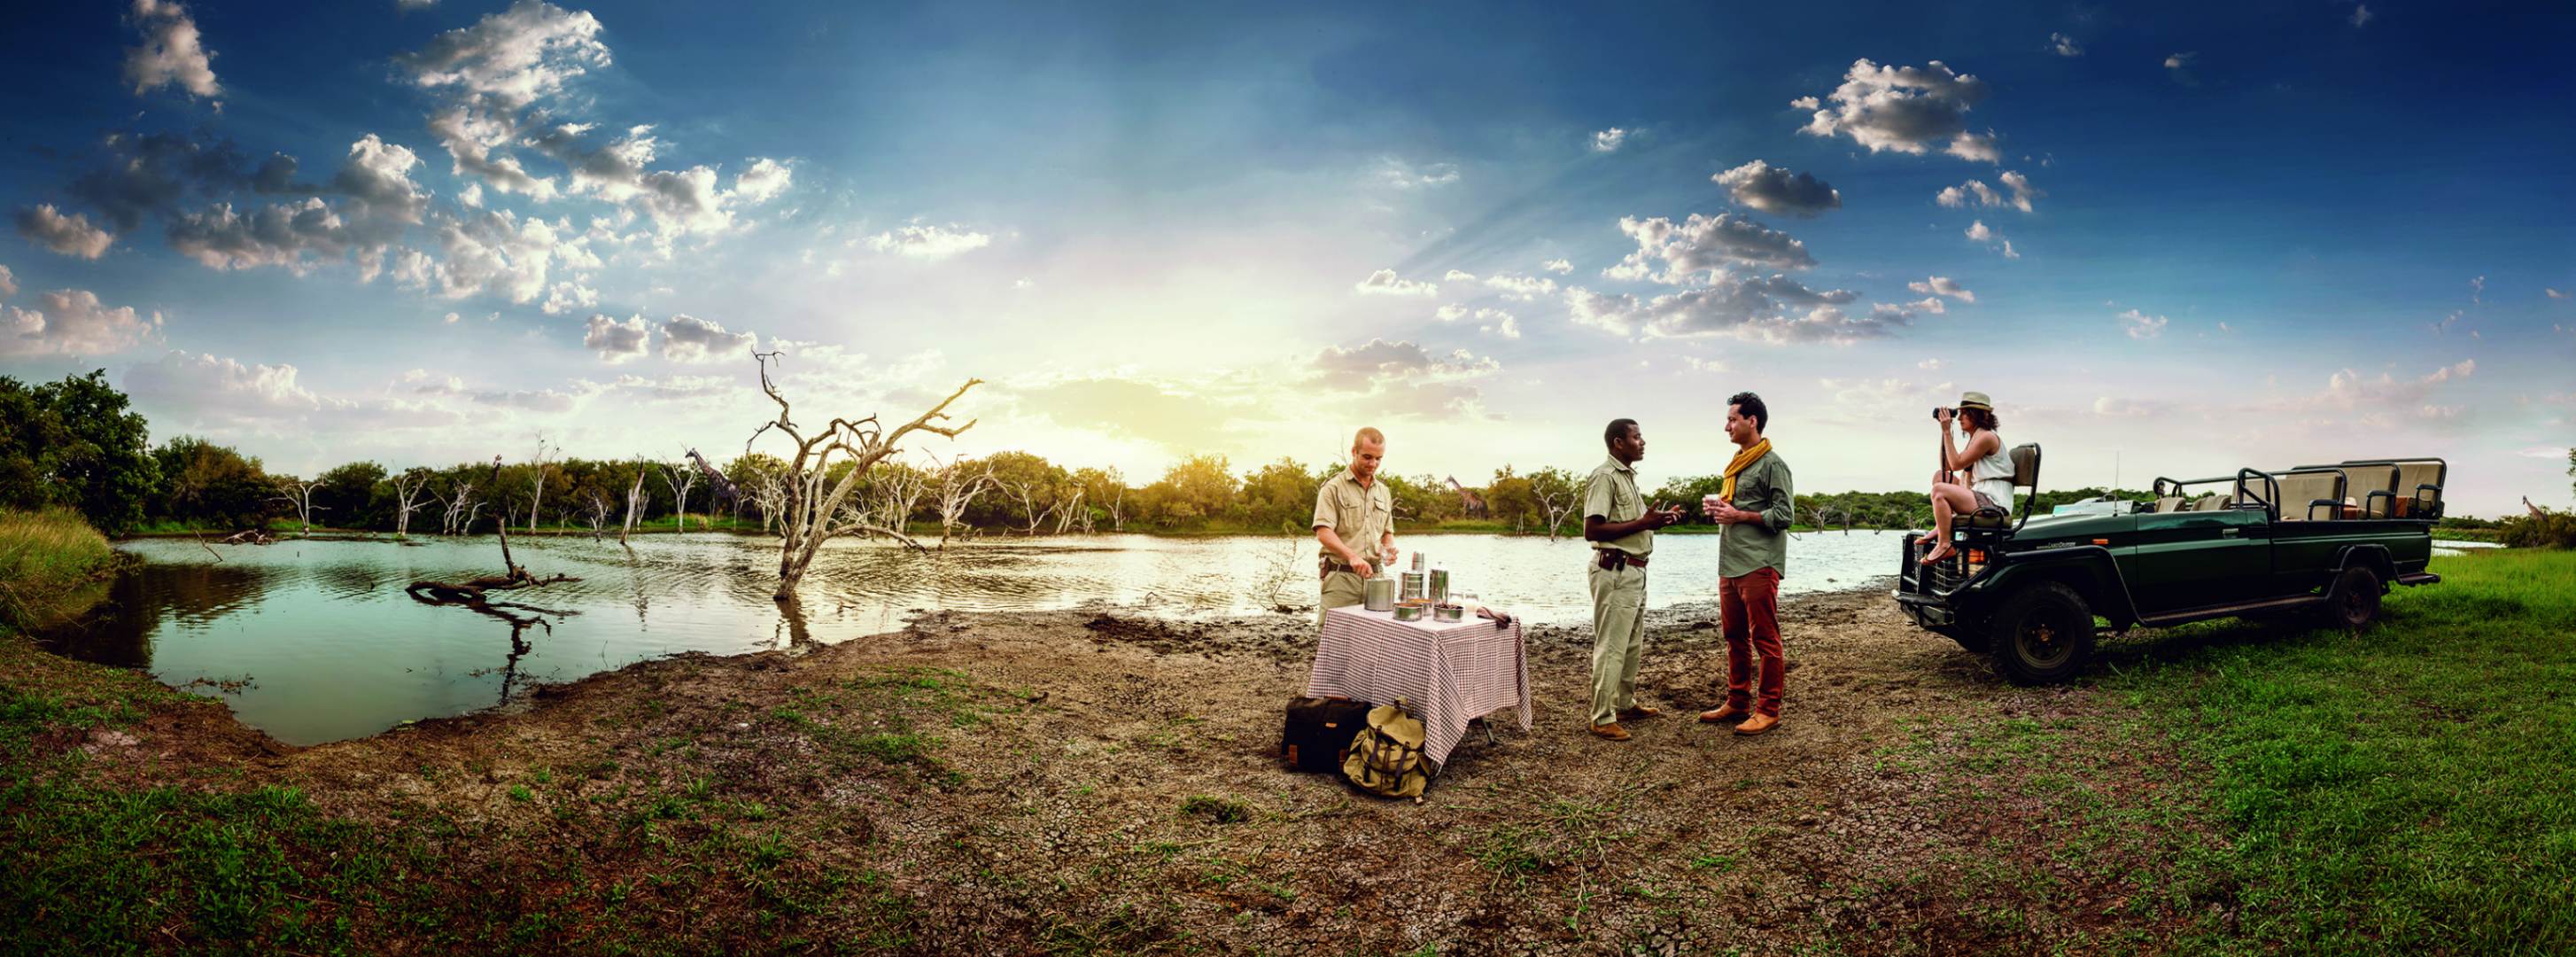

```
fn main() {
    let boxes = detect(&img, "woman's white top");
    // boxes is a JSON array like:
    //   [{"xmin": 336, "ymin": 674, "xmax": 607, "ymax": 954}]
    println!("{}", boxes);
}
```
[{"xmin": 1969, "ymin": 432, "xmax": 2014, "ymax": 509}]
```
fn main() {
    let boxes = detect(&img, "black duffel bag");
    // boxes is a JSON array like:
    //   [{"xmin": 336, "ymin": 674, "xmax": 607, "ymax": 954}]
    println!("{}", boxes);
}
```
[{"xmin": 1280, "ymin": 696, "xmax": 1372, "ymax": 774}]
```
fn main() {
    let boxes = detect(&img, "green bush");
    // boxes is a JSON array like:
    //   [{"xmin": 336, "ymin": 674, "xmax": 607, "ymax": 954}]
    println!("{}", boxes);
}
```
[{"xmin": 2499, "ymin": 511, "xmax": 2576, "ymax": 549}]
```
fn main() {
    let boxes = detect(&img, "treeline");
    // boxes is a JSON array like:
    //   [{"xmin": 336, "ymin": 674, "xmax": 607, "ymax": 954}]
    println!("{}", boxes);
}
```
[{"xmin": 11, "ymin": 370, "xmax": 2572, "ymax": 543}]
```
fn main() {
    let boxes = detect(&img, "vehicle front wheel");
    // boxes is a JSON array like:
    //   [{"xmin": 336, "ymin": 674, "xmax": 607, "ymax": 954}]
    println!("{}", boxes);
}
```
[
  {"xmin": 2324, "ymin": 565, "xmax": 2383, "ymax": 630},
  {"xmin": 1987, "ymin": 581, "xmax": 2096, "ymax": 685}
]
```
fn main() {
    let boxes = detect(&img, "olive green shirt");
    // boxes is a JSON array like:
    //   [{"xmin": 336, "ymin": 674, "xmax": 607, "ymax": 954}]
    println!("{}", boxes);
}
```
[
  {"xmin": 1718, "ymin": 449, "xmax": 1794, "ymax": 579},
  {"xmin": 1310, "ymin": 468, "xmax": 1393, "ymax": 565},
  {"xmin": 1583, "ymin": 456, "xmax": 1652, "ymax": 557}
]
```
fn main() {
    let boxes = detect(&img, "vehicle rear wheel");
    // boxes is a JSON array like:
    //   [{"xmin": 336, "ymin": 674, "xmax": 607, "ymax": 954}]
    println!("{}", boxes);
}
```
[
  {"xmin": 1988, "ymin": 581, "xmax": 2096, "ymax": 685},
  {"xmin": 2324, "ymin": 565, "xmax": 2383, "ymax": 630}
]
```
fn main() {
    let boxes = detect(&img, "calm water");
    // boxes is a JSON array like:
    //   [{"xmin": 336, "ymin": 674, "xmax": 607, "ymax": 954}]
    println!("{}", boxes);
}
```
[{"xmin": 46, "ymin": 531, "xmax": 1907, "ymax": 744}]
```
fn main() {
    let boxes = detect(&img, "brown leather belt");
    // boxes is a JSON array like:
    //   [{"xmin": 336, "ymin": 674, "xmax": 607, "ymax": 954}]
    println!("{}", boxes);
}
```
[{"xmin": 1595, "ymin": 549, "xmax": 1647, "ymax": 571}]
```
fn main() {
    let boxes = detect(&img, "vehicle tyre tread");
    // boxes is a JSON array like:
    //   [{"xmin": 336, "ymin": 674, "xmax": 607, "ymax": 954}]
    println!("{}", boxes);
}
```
[
  {"xmin": 1987, "ymin": 581, "xmax": 2095, "ymax": 685},
  {"xmin": 2324, "ymin": 565, "xmax": 2383, "ymax": 630}
]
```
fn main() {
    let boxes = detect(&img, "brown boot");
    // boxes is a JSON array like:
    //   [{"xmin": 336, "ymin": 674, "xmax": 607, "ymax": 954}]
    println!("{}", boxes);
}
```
[
  {"xmin": 1698, "ymin": 704, "xmax": 1748, "ymax": 724},
  {"xmin": 1734, "ymin": 712, "xmax": 1779, "ymax": 735},
  {"xmin": 1589, "ymin": 722, "xmax": 1632, "ymax": 741}
]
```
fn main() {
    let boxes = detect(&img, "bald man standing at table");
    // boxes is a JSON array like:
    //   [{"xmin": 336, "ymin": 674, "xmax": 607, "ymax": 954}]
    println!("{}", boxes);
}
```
[{"xmin": 1312, "ymin": 426, "xmax": 1398, "ymax": 626}]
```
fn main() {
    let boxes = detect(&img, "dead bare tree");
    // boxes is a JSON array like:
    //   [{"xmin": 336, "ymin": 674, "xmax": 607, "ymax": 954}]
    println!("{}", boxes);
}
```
[
  {"xmin": 1535, "ymin": 487, "xmax": 1577, "ymax": 542},
  {"xmin": 620, "ymin": 461, "xmax": 648, "ymax": 545},
  {"xmin": 408, "ymin": 457, "xmax": 580, "ymax": 621},
  {"xmin": 1050, "ymin": 486, "xmax": 1087, "ymax": 535},
  {"xmin": 1000, "ymin": 474, "xmax": 1053, "ymax": 536},
  {"xmin": 272, "ymin": 478, "xmax": 328, "ymax": 537},
  {"xmin": 439, "ymin": 478, "xmax": 477, "ymax": 535},
  {"xmin": 524, "ymin": 433, "xmax": 560, "ymax": 533},
  {"xmin": 389, "ymin": 467, "xmax": 435, "ymax": 538},
  {"xmin": 660, "ymin": 460, "xmax": 698, "ymax": 533},
  {"xmin": 746, "ymin": 352, "xmax": 981, "ymax": 601},
  {"xmin": 1108, "ymin": 483, "xmax": 1127, "ymax": 532},
  {"xmin": 581, "ymin": 487, "xmax": 611, "ymax": 540},
  {"xmin": 750, "ymin": 472, "xmax": 791, "ymax": 534},
  {"xmin": 870, "ymin": 461, "xmax": 929, "ymax": 534},
  {"xmin": 929, "ymin": 454, "xmax": 995, "ymax": 550}
]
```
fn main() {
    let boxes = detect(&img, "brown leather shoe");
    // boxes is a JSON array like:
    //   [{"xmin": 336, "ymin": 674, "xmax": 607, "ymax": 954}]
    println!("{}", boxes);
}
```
[
  {"xmin": 1734, "ymin": 712, "xmax": 1780, "ymax": 735},
  {"xmin": 1698, "ymin": 704, "xmax": 1748, "ymax": 724},
  {"xmin": 1588, "ymin": 722, "xmax": 1632, "ymax": 741},
  {"xmin": 1617, "ymin": 705, "xmax": 1662, "ymax": 721}
]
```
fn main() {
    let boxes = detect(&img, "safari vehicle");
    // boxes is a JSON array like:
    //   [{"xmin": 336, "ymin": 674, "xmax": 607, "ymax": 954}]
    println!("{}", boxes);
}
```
[{"xmin": 1892, "ymin": 447, "xmax": 2447, "ymax": 683}]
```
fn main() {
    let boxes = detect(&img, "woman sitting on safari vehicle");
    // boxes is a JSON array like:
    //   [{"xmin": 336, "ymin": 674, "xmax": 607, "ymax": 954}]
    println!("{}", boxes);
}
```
[{"xmin": 1920, "ymin": 392, "xmax": 2008, "ymax": 565}]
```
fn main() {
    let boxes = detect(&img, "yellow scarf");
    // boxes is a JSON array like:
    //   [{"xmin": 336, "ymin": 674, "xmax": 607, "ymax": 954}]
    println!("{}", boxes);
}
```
[{"xmin": 1719, "ymin": 438, "xmax": 1772, "ymax": 502}]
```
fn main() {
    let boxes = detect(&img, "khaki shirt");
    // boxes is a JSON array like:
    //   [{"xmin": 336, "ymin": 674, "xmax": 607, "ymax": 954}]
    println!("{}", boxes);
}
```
[
  {"xmin": 1583, "ymin": 456, "xmax": 1652, "ymax": 557},
  {"xmin": 1718, "ymin": 449, "xmax": 1794, "ymax": 579},
  {"xmin": 1311, "ymin": 468, "xmax": 1393, "ymax": 565}
]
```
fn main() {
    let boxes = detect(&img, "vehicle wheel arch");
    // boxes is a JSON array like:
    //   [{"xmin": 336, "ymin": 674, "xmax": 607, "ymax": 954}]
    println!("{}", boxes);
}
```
[
  {"xmin": 1992, "ymin": 554, "xmax": 2137, "ymax": 628},
  {"xmin": 2334, "ymin": 544, "xmax": 2396, "ymax": 588}
]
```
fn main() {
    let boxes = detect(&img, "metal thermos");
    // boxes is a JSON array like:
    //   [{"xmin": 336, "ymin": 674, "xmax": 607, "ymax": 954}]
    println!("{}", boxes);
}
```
[
  {"xmin": 1401, "ymin": 570, "xmax": 1427, "ymax": 603},
  {"xmin": 1364, "ymin": 573, "xmax": 1397, "ymax": 611},
  {"xmin": 1429, "ymin": 566, "xmax": 1450, "ymax": 603}
]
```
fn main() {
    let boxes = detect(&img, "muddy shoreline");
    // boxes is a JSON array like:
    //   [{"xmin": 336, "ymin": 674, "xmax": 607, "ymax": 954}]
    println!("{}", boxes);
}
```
[{"xmin": 34, "ymin": 575, "xmax": 2218, "ymax": 953}]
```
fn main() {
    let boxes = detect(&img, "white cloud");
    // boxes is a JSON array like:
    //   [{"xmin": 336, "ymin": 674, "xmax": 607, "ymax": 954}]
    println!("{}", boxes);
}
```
[
  {"xmin": 1682, "ymin": 356, "xmax": 1728, "ymax": 373},
  {"xmin": 2544, "ymin": 287, "xmax": 2566, "ymax": 300},
  {"xmin": 395, "ymin": 208, "xmax": 565, "ymax": 301},
  {"xmin": 2118, "ymin": 308, "xmax": 2169, "ymax": 338},
  {"xmin": 1378, "ymin": 158, "xmax": 1460, "ymax": 190},
  {"xmin": 729, "ymin": 158, "xmax": 793, "ymax": 204},
  {"xmin": 1482, "ymin": 273, "xmax": 1557, "ymax": 301},
  {"xmin": 126, "ymin": 351, "xmax": 330, "ymax": 422},
  {"xmin": 1795, "ymin": 58, "xmax": 1998, "ymax": 163},
  {"xmin": 1712, "ymin": 160, "xmax": 1842, "ymax": 217},
  {"xmin": 1308, "ymin": 338, "xmax": 1499, "ymax": 417},
  {"xmin": 1564, "ymin": 276, "xmax": 1882, "ymax": 344},
  {"xmin": 541, "ymin": 280, "xmax": 598, "ymax": 315},
  {"xmin": 1472, "ymin": 308, "xmax": 1519, "ymax": 339},
  {"xmin": 161, "ymin": 135, "xmax": 430, "ymax": 274},
  {"xmin": 1541, "ymin": 259, "xmax": 1571, "ymax": 274},
  {"xmin": 2272, "ymin": 360, "xmax": 2474, "ymax": 414},
  {"xmin": 1908, "ymin": 276, "xmax": 1975, "ymax": 303},
  {"xmin": 2164, "ymin": 51, "xmax": 2199, "ymax": 85},
  {"xmin": 400, "ymin": 0, "xmax": 609, "ymax": 111},
  {"xmin": 2164, "ymin": 52, "xmax": 2195, "ymax": 69},
  {"xmin": 1354, "ymin": 268, "xmax": 1437, "ymax": 297},
  {"xmin": 441, "ymin": 311, "xmax": 460, "ymax": 323},
  {"xmin": 0, "ymin": 265, "xmax": 13, "ymax": 299},
  {"xmin": 1, "ymin": 289, "xmax": 160, "ymax": 357},
  {"xmin": 1965, "ymin": 220, "xmax": 2018, "ymax": 257},
  {"xmin": 458, "ymin": 183, "xmax": 484, "ymax": 208},
  {"xmin": 1442, "ymin": 269, "xmax": 1478, "ymax": 282},
  {"xmin": 1918, "ymin": 358, "xmax": 1944, "ymax": 370},
  {"xmin": 15, "ymin": 206, "xmax": 117, "ymax": 260},
  {"xmin": 125, "ymin": 0, "xmax": 221, "ymax": 99},
  {"xmin": 2350, "ymin": 4, "xmax": 2373, "ymax": 27},
  {"xmin": 1936, "ymin": 170, "xmax": 2040, "ymax": 212},
  {"xmin": 1434, "ymin": 304, "xmax": 1467, "ymax": 322},
  {"xmin": 1591, "ymin": 128, "xmax": 1629, "ymax": 152},
  {"xmin": 2091, "ymin": 396, "xmax": 2166, "ymax": 417},
  {"xmin": 1607, "ymin": 213, "xmax": 1814, "ymax": 283},
  {"xmin": 2049, "ymin": 32, "xmax": 2083, "ymax": 57},
  {"xmin": 582, "ymin": 313, "xmax": 648, "ymax": 362},
  {"xmin": 658, "ymin": 314, "xmax": 755, "ymax": 363},
  {"xmin": 863, "ymin": 223, "xmax": 992, "ymax": 260}
]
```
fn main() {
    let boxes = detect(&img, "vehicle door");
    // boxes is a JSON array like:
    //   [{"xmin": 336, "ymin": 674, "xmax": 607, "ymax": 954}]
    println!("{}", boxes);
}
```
[{"xmin": 2122, "ymin": 507, "xmax": 2270, "ymax": 612}]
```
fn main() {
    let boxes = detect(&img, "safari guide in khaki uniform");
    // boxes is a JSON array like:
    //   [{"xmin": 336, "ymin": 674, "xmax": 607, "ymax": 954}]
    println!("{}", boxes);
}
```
[
  {"xmin": 1698, "ymin": 392, "xmax": 1795, "ymax": 735},
  {"xmin": 1311, "ymin": 426, "xmax": 1398, "ymax": 626},
  {"xmin": 1581, "ymin": 418, "xmax": 1685, "ymax": 741}
]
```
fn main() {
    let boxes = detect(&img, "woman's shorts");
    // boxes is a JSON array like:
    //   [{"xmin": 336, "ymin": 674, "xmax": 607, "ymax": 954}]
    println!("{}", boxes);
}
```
[{"xmin": 1972, "ymin": 491, "xmax": 2002, "ymax": 512}]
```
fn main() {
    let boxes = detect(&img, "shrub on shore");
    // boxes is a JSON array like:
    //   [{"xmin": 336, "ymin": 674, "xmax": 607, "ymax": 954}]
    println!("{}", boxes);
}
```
[{"xmin": 0, "ymin": 507, "xmax": 115, "ymax": 631}]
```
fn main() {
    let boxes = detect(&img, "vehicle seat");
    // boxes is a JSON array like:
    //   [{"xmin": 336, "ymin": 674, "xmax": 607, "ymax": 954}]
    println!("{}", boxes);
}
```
[
  {"xmin": 2273, "ymin": 472, "xmax": 2345, "ymax": 522},
  {"xmin": 2192, "ymin": 494, "xmax": 2227, "ymax": 511},
  {"xmin": 1963, "ymin": 444, "xmax": 2041, "ymax": 529},
  {"xmin": 2154, "ymin": 496, "xmax": 2186, "ymax": 513}
]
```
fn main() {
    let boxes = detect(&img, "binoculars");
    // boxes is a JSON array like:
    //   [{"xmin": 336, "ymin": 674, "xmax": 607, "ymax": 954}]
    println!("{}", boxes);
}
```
[{"xmin": 1929, "ymin": 406, "xmax": 1952, "ymax": 420}]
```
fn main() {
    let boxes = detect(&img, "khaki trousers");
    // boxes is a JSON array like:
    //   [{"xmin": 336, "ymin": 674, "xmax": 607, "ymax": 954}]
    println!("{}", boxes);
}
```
[
  {"xmin": 1318, "ymin": 570, "xmax": 1366, "ymax": 626},
  {"xmin": 1587, "ymin": 564, "xmax": 1647, "ymax": 726}
]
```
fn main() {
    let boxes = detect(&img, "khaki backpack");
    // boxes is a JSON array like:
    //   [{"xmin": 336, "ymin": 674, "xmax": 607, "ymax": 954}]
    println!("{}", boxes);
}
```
[{"xmin": 1341, "ymin": 698, "xmax": 1429, "ymax": 799}]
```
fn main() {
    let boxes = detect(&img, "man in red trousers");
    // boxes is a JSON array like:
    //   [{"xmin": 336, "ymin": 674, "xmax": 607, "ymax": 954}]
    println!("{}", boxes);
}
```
[{"xmin": 1698, "ymin": 392, "xmax": 1794, "ymax": 735}]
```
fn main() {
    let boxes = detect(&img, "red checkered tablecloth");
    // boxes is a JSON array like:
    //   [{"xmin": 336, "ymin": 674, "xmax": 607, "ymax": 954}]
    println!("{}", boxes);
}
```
[{"xmin": 1304, "ymin": 606, "xmax": 1531, "ymax": 768}]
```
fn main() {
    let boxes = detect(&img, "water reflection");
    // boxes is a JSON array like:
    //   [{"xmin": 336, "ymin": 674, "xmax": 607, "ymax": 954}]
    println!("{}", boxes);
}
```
[{"xmin": 46, "ymin": 531, "xmax": 1908, "ymax": 744}]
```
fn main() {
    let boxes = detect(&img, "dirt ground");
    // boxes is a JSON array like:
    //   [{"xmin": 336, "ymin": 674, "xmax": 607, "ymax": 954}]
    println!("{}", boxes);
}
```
[{"xmin": 59, "ymin": 584, "xmax": 2222, "ymax": 954}]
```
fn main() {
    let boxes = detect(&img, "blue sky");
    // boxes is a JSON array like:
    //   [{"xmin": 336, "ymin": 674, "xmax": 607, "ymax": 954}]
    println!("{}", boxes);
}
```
[{"xmin": 3, "ymin": 0, "xmax": 2571, "ymax": 515}]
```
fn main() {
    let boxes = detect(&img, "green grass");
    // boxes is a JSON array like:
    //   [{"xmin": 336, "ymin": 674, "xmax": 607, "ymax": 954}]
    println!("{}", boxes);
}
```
[
  {"xmin": 2101, "ymin": 547, "xmax": 2576, "ymax": 953},
  {"xmin": 0, "ymin": 508, "xmax": 117, "ymax": 631}
]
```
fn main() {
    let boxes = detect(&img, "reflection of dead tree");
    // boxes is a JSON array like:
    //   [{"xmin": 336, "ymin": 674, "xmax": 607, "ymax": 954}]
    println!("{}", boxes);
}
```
[
  {"xmin": 929, "ymin": 454, "xmax": 995, "ymax": 550},
  {"xmin": 747, "ymin": 351, "xmax": 980, "ymax": 601},
  {"xmin": 660, "ymin": 459, "xmax": 698, "ymax": 533},
  {"xmin": 219, "ymin": 528, "xmax": 274, "ymax": 545},
  {"xmin": 409, "ymin": 457, "xmax": 581, "ymax": 621},
  {"xmin": 620, "ymin": 461, "xmax": 648, "ymax": 545},
  {"xmin": 391, "ymin": 467, "xmax": 435, "ymax": 538},
  {"xmin": 271, "ymin": 478, "xmax": 328, "ymax": 537}
]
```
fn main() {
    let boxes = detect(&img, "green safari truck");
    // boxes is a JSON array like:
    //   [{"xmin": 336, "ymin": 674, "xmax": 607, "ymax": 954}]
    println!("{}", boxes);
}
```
[{"xmin": 1893, "ymin": 448, "xmax": 2448, "ymax": 684}]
